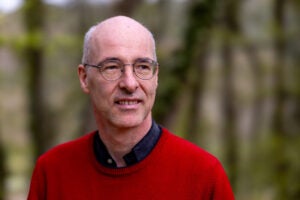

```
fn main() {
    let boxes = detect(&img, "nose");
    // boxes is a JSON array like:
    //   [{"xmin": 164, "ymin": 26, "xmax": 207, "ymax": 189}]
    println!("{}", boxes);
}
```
[{"xmin": 118, "ymin": 65, "xmax": 139, "ymax": 93}]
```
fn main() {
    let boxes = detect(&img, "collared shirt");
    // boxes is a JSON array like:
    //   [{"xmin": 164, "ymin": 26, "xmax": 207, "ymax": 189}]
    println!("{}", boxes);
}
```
[{"xmin": 93, "ymin": 121, "xmax": 162, "ymax": 168}]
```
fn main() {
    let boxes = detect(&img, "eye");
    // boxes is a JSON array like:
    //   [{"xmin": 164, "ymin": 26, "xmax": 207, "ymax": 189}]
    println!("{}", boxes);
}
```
[
  {"xmin": 135, "ymin": 62, "xmax": 152, "ymax": 71},
  {"xmin": 102, "ymin": 61, "xmax": 121, "ymax": 72}
]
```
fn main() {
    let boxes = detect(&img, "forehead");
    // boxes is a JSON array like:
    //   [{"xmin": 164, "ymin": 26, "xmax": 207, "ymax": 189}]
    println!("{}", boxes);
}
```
[{"xmin": 90, "ymin": 19, "xmax": 154, "ymax": 61}]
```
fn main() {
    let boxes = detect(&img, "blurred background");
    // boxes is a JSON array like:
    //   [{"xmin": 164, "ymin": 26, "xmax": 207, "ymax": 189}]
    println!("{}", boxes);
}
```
[{"xmin": 0, "ymin": 0, "xmax": 300, "ymax": 199}]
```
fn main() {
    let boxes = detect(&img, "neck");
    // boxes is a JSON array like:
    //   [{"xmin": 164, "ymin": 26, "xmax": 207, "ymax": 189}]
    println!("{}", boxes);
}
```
[{"xmin": 96, "ymin": 117, "xmax": 152, "ymax": 167}]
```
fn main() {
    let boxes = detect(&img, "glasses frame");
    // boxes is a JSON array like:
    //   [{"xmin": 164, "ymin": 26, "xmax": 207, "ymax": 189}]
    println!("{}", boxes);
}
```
[{"xmin": 83, "ymin": 58, "xmax": 159, "ymax": 81}]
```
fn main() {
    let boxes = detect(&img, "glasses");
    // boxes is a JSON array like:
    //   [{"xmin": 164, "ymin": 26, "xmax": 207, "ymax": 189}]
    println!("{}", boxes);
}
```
[{"xmin": 83, "ymin": 58, "xmax": 159, "ymax": 81}]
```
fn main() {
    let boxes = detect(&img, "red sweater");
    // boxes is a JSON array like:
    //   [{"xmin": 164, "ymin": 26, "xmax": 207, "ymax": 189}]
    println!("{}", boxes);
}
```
[{"xmin": 27, "ymin": 128, "xmax": 234, "ymax": 200}]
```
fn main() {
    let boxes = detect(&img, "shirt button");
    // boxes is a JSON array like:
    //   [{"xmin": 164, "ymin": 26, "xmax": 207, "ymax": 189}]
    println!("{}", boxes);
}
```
[{"xmin": 107, "ymin": 158, "xmax": 113, "ymax": 164}]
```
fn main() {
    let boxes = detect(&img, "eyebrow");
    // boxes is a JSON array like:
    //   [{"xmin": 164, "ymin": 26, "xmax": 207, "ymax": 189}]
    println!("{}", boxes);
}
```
[
  {"xmin": 96, "ymin": 57, "xmax": 153, "ymax": 65},
  {"xmin": 96, "ymin": 57, "xmax": 120, "ymax": 65}
]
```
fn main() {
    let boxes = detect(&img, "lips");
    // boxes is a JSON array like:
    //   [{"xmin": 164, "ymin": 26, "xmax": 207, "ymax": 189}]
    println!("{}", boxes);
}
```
[
  {"xmin": 117, "ymin": 100, "xmax": 139, "ymax": 105},
  {"xmin": 115, "ymin": 98, "xmax": 142, "ymax": 107}
]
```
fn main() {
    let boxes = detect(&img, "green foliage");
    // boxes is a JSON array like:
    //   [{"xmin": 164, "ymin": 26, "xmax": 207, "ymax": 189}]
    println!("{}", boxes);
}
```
[
  {"xmin": 5, "ymin": 31, "xmax": 44, "ymax": 59},
  {"xmin": 26, "ymin": 31, "xmax": 44, "ymax": 50}
]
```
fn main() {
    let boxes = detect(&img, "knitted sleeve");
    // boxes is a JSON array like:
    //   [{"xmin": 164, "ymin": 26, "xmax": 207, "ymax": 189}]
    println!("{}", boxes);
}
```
[
  {"xmin": 211, "ymin": 160, "xmax": 235, "ymax": 200},
  {"xmin": 27, "ymin": 157, "xmax": 47, "ymax": 200}
]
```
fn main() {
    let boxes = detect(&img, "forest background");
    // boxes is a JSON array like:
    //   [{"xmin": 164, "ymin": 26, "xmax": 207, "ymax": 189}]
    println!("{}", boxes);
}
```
[{"xmin": 0, "ymin": 0, "xmax": 300, "ymax": 199}]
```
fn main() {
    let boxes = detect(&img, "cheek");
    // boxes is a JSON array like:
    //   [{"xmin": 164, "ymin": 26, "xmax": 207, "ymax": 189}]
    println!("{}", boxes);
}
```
[
  {"xmin": 146, "ymin": 79, "xmax": 158, "ymax": 100},
  {"xmin": 88, "ymin": 79, "xmax": 112, "ymax": 103}
]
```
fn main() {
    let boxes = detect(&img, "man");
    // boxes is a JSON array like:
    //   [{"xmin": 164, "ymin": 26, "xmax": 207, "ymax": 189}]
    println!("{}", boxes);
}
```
[{"xmin": 27, "ymin": 16, "xmax": 234, "ymax": 199}]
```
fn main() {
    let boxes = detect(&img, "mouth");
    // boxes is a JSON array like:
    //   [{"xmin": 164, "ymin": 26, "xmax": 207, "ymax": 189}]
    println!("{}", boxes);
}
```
[
  {"xmin": 117, "ymin": 100, "xmax": 140, "ymax": 105},
  {"xmin": 114, "ymin": 99, "xmax": 142, "ymax": 108}
]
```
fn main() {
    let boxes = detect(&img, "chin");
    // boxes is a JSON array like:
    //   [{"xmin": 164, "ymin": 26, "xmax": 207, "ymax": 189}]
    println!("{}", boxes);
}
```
[
  {"xmin": 111, "ymin": 115, "xmax": 149, "ymax": 129},
  {"xmin": 113, "ymin": 120, "xmax": 143, "ymax": 129}
]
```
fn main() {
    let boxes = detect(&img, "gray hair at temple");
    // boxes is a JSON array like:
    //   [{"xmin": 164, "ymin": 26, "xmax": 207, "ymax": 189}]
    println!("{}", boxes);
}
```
[{"xmin": 81, "ymin": 16, "xmax": 157, "ymax": 64}]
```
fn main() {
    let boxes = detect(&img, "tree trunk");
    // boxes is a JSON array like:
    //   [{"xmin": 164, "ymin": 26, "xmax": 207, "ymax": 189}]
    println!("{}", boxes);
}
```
[
  {"xmin": 271, "ymin": 0, "xmax": 288, "ymax": 198},
  {"xmin": 23, "ymin": 0, "xmax": 50, "ymax": 158},
  {"xmin": 184, "ymin": 3, "xmax": 211, "ymax": 143},
  {"xmin": 170, "ymin": 1, "xmax": 217, "ymax": 143},
  {"xmin": 244, "ymin": 43, "xmax": 264, "ymax": 139},
  {"xmin": 219, "ymin": 0, "xmax": 240, "ymax": 190},
  {"xmin": 288, "ymin": 0, "xmax": 300, "ymax": 136},
  {"xmin": 220, "ymin": 40, "xmax": 238, "ymax": 189}
]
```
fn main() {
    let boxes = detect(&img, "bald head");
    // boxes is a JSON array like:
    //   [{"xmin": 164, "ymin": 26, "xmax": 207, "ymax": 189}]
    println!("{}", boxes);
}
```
[{"xmin": 82, "ymin": 16, "xmax": 156, "ymax": 64}]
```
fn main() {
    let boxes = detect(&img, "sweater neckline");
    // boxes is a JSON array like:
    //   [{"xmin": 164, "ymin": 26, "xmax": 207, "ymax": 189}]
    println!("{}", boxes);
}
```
[{"xmin": 87, "ymin": 128, "xmax": 169, "ymax": 176}]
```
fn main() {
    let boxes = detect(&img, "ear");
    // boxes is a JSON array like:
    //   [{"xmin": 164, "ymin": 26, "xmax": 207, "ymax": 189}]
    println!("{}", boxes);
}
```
[
  {"xmin": 78, "ymin": 64, "xmax": 90, "ymax": 94},
  {"xmin": 155, "ymin": 65, "xmax": 159, "ymax": 86}
]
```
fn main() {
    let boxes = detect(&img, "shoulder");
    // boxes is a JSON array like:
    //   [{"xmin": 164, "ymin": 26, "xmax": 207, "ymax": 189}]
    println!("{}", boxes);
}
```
[
  {"xmin": 36, "ymin": 131, "xmax": 95, "ymax": 166},
  {"xmin": 160, "ymin": 128, "xmax": 220, "ymax": 168}
]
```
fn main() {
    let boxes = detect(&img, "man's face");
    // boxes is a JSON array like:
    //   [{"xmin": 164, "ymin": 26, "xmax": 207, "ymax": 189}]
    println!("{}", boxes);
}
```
[{"xmin": 78, "ymin": 25, "xmax": 158, "ymax": 130}]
